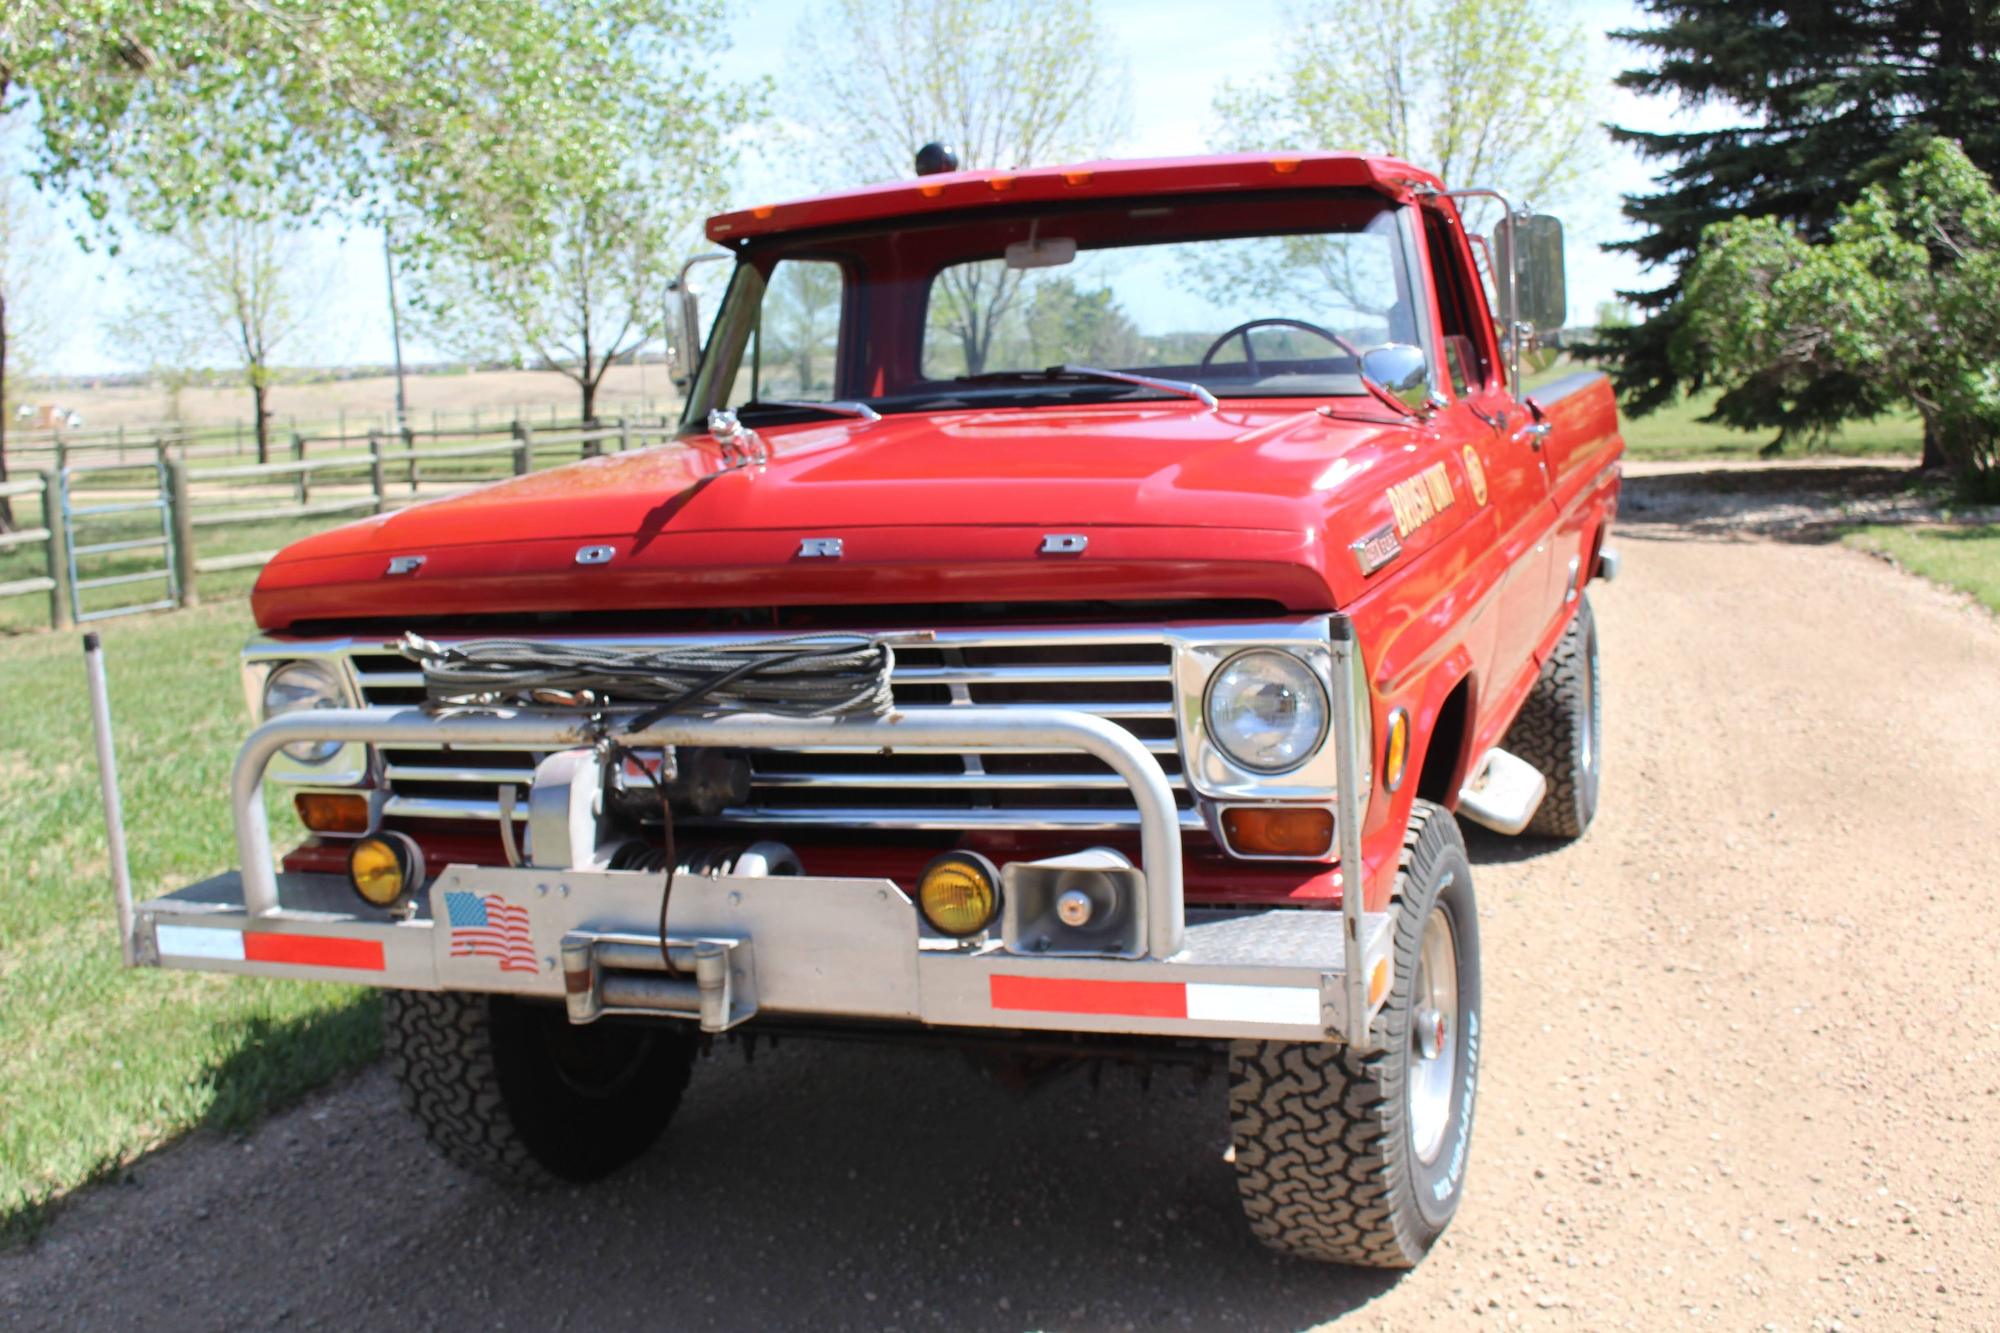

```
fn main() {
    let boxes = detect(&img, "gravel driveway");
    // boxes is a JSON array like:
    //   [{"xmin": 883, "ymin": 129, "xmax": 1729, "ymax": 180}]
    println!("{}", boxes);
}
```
[{"xmin": 5, "ymin": 465, "xmax": 1998, "ymax": 1330}]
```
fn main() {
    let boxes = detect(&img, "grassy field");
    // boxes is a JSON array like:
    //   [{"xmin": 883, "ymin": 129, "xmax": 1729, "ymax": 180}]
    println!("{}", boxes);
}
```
[
  {"xmin": 0, "ymin": 602, "xmax": 378, "ymax": 1246},
  {"xmin": 1517, "ymin": 360, "xmax": 1926, "ymax": 462},
  {"xmin": 1845, "ymin": 524, "xmax": 2000, "ymax": 615}
]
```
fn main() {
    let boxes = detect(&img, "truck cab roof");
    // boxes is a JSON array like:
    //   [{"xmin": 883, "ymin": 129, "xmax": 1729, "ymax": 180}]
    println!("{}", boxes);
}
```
[{"xmin": 705, "ymin": 153, "xmax": 1446, "ymax": 245}]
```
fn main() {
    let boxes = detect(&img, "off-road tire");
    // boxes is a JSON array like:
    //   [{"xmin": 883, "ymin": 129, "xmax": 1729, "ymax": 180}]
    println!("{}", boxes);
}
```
[
  {"xmin": 1507, "ymin": 592, "xmax": 1602, "ymax": 839},
  {"xmin": 383, "ymin": 989, "xmax": 697, "ymax": 1187},
  {"xmin": 1227, "ymin": 800, "xmax": 1482, "ymax": 1267}
]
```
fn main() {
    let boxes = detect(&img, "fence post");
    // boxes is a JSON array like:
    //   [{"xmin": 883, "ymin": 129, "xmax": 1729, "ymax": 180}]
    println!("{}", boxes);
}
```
[
  {"xmin": 166, "ymin": 460, "xmax": 200, "ymax": 610},
  {"xmin": 619, "ymin": 416, "xmax": 633, "ymax": 453},
  {"xmin": 39, "ymin": 470, "xmax": 74, "ymax": 632},
  {"xmin": 512, "ymin": 421, "xmax": 533, "ymax": 476},
  {"xmin": 404, "ymin": 423, "xmax": 418, "ymax": 494},
  {"xmin": 292, "ymin": 430, "xmax": 309, "ymax": 505},
  {"xmin": 367, "ymin": 429, "xmax": 387, "ymax": 513}
]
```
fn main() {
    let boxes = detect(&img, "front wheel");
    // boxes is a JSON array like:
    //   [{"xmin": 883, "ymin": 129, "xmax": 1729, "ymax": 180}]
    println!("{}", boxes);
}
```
[
  {"xmin": 384, "ymin": 989, "xmax": 698, "ymax": 1187},
  {"xmin": 1227, "ymin": 800, "xmax": 1482, "ymax": 1267}
]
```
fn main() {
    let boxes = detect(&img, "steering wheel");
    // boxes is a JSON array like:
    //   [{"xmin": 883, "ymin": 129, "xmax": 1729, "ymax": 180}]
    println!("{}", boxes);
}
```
[{"xmin": 1199, "ymin": 318, "xmax": 1362, "ymax": 379}]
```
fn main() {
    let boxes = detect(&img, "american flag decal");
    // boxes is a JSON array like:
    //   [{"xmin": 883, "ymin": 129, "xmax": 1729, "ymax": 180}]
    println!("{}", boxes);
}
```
[{"xmin": 444, "ymin": 891, "xmax": 537, "ymax": 974}]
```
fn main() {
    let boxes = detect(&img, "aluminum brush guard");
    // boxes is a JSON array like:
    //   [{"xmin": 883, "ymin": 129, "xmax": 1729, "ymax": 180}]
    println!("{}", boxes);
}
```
[{"xmin": 92, "ymin": 624, "xmax": 1395, "ymax": 1049}]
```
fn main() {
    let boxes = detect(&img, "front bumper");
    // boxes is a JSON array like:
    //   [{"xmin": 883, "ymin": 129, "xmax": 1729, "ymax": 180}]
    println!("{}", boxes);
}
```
[
  {"xmin": 137, "ymin": 865, "xmax": 1394, "ymax": 1044},
  {"xmin": 109, "ymin": 620, "xmax": 1392, "ymax": 1048}
]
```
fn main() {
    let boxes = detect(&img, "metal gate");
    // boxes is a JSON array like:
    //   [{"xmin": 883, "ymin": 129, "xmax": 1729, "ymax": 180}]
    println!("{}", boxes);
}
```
[{"xmin": 60, "ymin": 456, "xmax": 180, "ymax": 623}]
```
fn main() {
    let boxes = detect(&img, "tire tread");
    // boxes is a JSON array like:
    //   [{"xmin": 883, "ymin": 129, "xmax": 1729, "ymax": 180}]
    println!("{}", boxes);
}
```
[{"xmin": 1227, "ymin": 801, "xmax": 1471, "ymax": 1267}]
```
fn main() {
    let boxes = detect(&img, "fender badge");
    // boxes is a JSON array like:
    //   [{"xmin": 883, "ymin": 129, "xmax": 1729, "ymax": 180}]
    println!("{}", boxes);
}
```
[
  {"xmin": 798, "ymin": 537, "xmax": 843, "ymax": 558},
  {"xmin": 1040, "ymin": 533, "xmax": 1087, "ymax": 555},
  {"xmin": 1461, "ymin": 443, "xmax": 1489, "ymax": 506},
  {"xmin": 1351, "ymin": 524, "xmax": 1402, "ymax": 576},
  {"xmin": 385, "ymin": 555, "xmax": 426, "ymax": 576},
  {"xmin": 575, "ymin": 545, "xmax": 615, "ymax": 565}
]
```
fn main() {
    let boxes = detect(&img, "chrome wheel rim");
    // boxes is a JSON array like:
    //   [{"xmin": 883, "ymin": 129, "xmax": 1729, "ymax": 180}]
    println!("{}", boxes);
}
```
[{"xmin": 1408, "ymin": 904, "xmax": 1459, "ymax": 1165}]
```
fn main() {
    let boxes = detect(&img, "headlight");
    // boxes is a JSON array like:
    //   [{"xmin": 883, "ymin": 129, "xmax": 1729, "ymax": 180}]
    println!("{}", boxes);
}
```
[
  {"xmin": 1204, "ymin": 649, "xmax": 1330, "ymax": 774},
  {"xmin": 262, "ymin": 661, "xmax": 345, "ymax": 763}
]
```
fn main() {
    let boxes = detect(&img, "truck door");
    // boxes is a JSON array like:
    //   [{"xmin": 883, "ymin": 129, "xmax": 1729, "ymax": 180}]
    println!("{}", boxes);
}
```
[{"xmin": 1420, "ymin": 202, "xmax": 1559, "ymax": 685}]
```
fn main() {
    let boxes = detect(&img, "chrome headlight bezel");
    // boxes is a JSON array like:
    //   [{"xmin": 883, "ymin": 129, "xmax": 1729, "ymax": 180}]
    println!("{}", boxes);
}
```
[
  {"xmin": 1202, "ymin": 648, "xmax": 1331, "ymax": 775},
  {"xmin": 261, "ymin": 660, "xmax": 346, "ymax": 764},
  {"xmin": 1174, "ymin": 620, "xmax": 1373, "ymax": 803}
]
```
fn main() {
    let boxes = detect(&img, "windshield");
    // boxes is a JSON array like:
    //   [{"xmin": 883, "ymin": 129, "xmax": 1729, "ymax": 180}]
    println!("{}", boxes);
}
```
[{"xmin": 686, "ymin": 189, "xmax": 1429, "ymax": 423}]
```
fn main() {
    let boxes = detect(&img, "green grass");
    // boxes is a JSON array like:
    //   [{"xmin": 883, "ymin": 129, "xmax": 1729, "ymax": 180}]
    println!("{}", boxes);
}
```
[
  {"xmin": 1845, "ymin": 524, "xmax": 2000, "ymax": 615},
  {"xmin": 1519, "ymin": 357, "xmax": 1927, "ymax": 462},
  {"xmin": 0, "ymin": 602, "xmax": 378, "ymax": 1247},
  {"xmin": 1620, "ymin": 395, "xmax": 1926, "ymax": 461}
]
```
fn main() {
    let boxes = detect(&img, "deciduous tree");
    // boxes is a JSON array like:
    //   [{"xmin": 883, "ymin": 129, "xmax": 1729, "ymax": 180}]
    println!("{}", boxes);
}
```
[
  {"xmin": 114, "ymin": 216, "xmax": 318, "ymax": 462},
  {"xmin": 3, "ymin": 2, "xmax": 755, "ymax": 426},
  {"xmin": 1211, "ymin": 0, "xmax": 1598, "ymax": 214},
  {"xmin": 790, "ymin": 0, "xmax": 1129, "ymax": 374},
  {"xmin": 1673, "ymin": 139, "xmax": 2000, "ymax": 496},
  {"xmin": 404, "ymin": 7, "xmax": 750, "ymax": 423},
  {"xmin": 0, "ymin": 164, "xmax": 53, "ymax": 532}
]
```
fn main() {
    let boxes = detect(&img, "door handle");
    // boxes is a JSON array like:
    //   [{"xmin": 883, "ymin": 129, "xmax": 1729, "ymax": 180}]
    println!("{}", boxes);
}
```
[{"xmin": 1513, "ymin": 421, "xmax": 1551, "ymax": 451}]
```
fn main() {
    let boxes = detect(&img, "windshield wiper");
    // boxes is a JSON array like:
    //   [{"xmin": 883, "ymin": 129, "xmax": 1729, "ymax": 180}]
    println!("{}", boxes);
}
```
[
  {"xmin": 959, "ymin": 364, "xmax": 1218, "ymax": 410},
  {"xmin": 741, "ymin": 399, "xmax": 882, "ymax": 423}
]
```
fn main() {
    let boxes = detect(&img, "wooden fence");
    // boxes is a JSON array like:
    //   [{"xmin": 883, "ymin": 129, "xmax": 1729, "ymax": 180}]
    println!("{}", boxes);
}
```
[
  {"xmin": 0, "ymin": 418, "xmax": 677, "ymax": 629},
  {"xmin": 0, "ymin": 474, "xmax": 71, "ymax": 630}
]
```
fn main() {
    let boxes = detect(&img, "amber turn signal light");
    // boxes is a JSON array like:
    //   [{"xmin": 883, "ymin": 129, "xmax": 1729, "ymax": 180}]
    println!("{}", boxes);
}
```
[
  {"xmin": 295, "ymin": 791, "xmax": 370, "ymax": 835},
  {"xmin": 348, "ymin": 832, "xmax": 425, "ymax": 910},
  {"xmin": 1383, "ymin": 707, "xmax": 1411, "ymax": 794},
  {"xmin": 917, "ymin": 851, "xmax": 1001, "ymax": 937},
  {"xmin": 1221, "ymin": 806, "xmax": 1336, "ymax": 858}
]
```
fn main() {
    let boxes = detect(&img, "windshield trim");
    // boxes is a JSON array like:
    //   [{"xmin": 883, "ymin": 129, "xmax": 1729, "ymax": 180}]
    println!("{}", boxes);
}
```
[{"xmin": 681, "ymin": 189, "xmax": 1437, "ymax": 431}]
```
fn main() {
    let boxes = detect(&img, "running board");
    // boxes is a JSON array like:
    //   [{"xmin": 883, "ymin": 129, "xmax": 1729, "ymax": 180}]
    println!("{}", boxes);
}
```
[{"xmin": 1455, "ymin": 748, "xmax": 1548, "ymax": 836}]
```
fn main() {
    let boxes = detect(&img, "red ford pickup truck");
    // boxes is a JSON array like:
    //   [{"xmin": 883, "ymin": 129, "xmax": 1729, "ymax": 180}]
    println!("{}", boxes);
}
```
[{"xmin": 98, "ymin": 150, "xmax": 1622, "ymax": 1268}]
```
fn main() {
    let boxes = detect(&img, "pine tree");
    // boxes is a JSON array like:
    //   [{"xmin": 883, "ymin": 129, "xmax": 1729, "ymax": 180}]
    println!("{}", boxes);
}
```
[{"xmin": 1600, "ymin": 1, "xmax": 2000, "ymax": 461}]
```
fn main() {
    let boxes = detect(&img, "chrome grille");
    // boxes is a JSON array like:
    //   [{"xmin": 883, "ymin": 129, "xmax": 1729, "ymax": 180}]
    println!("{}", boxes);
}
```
[{"xmin": 343, "ymin": 630, "xmax": 1199, "ymax": 831}]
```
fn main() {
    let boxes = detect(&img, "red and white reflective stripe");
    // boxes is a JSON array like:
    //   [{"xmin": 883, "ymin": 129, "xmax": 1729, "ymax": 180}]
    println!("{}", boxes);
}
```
[
  {"xmin": 156, "ymin": 923, "xmax": 386, "ymax": 972},
  {"xmin": 988, "ymin": 975, "xmax": 1321, "ymax": 1026}
]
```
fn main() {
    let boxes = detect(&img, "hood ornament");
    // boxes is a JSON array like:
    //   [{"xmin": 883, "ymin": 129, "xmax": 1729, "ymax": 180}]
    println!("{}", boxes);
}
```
[{"xmin": 707, "ymin": 408, "xmax": 768, "ymax": 469}]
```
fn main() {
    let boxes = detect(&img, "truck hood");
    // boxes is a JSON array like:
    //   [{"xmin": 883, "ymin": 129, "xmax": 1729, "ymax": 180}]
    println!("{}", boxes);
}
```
[{"xmin": 252, "ymin": 402, "xmax": 1454, "ymax": 630}]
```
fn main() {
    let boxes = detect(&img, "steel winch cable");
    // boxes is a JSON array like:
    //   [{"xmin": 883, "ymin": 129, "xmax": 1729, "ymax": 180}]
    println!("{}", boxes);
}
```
[
  {"xmin": 396, "ymin": 631, "xmax": 896, "ymax": 730},
  {"xmin": 398, "ymin": 631, "xmax": 895, "ymax": 980}
]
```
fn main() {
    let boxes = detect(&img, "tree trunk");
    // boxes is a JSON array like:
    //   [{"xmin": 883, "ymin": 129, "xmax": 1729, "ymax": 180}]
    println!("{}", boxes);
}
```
[
  {"xmin": 0, "ymin": 286, "xmax": 12, "ymax": 532},
  {"xmin": 253, "ymin": 379, "xmax": 271, "ymax": 465},
  {"xmin": 580, "ymin": 369, "xmax": 599, "ymax": 426},
  {"xmin": 1921, "ymin": 418, "xmax": 1949, "ymax": 473}
]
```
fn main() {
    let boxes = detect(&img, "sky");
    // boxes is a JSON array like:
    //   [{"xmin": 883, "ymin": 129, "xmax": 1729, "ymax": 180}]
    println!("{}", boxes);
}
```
[{"xmin": 15, "ymin": 0, "xmax": 1723, "ymax": 379}]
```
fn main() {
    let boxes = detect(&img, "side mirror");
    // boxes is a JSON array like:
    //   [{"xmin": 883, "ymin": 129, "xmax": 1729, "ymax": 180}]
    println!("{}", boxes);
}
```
[
  {"xmin": 1492, "ymin": 213, "xmax": 1567, "ymax": 335},
  {"xmin": 667, "ymin": 287, "xmax": 701, "ymax": 390},
  {"xmin": 667, "ymin": 253, "xmax": 732, "ymax": 392},
  {"xmin": 1358, "ymin": 343, "xmax": 1439, "ymax": 418}
]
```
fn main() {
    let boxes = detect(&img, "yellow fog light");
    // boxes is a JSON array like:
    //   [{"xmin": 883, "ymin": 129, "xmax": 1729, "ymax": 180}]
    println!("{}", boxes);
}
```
[
  {"xmin": 918, "ymin": 851, "xmax": 1000, "ymax": 937},
  {"xmin": 348, "ymin": 832, "xmax": 425, "ymax": 909}
]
